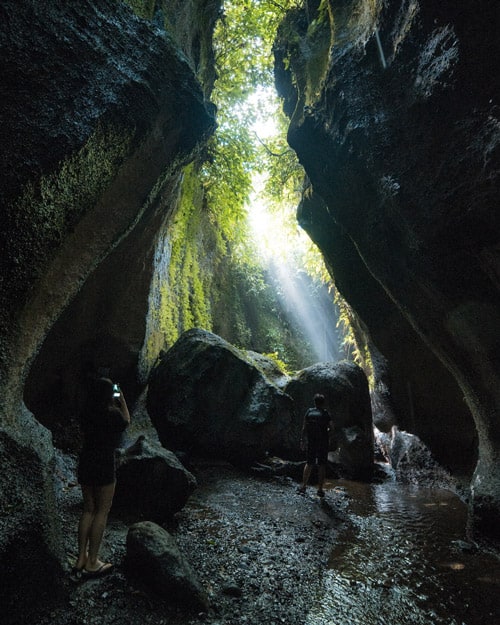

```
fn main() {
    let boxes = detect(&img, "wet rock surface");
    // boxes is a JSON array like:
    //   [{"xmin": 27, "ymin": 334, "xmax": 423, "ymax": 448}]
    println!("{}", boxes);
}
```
[
  {"xmin": 147, "ymin": 330, "xmax": 375, "ymax": 478},
  {"xmin": 114, "ymin": 435, "xmax": 197, "ymax": 521},
  {"xmin": 17, "ymin": 447, "xmax": 500, "ymax": 625},
  {"xmin": 29, "ymin": 455, "xmax": 347, "ymax": 625},
  {"xmin": 275, "ymin": 0, "xmax": 500, "ymax": 529}
]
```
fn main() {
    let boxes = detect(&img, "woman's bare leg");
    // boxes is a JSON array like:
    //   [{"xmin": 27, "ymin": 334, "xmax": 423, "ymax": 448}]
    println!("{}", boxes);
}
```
[
  {"xmin": 76, "ymin": 485, "xmax": 96, "ymax": 569},
  {"xmin": 85, "ymin": 482, "xmax": 116, "ymax": 572},
  {"xmin": 317, "ymin": 463, "xmax": 326, "ymax": 491}
]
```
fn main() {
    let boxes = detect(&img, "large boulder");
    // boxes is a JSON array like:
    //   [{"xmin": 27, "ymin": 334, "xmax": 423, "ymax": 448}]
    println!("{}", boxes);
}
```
[
  {"xmin": 114, "ymin": 435, "xmax": 197, "ymax": 521},
  {"xmin": 126, "ymin": 521, "xmax": 208, "ymax": 611},
  {"xmin": 285, "ymin": 361, "xmax": 374, "ymax": 478},
  {"xmin": 146, "ymin": 329, "xmax": 295, "ymax": 465}
]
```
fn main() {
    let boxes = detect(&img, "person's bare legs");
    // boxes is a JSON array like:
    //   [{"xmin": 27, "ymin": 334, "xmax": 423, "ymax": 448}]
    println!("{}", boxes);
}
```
[
  {"xmin": 85, "ymin": 482, "xmax": 116, "ymax": 572},
  {"xmin": 76, "ymin": 484, "xmax": 96, "ymax": 570},
  {"xmin": 317, "ymin": 463, "xmax": 326, "ymax": 494},
  {"xmin": 300, "ymin": 463, "xmax": 313, "ymax": 491}
]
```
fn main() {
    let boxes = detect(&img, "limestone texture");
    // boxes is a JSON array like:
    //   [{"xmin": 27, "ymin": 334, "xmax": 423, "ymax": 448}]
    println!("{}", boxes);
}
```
[
  {"xmin": 274, "ymin": 0, "xmax": 500, "ymax": 533},
  {"xmin": 146, "ymin": 328, "xmax": 296, "ymax": 464},
  {"xmin": 0, "ymin": 0, "xmax": 217, "ymax": 613}
]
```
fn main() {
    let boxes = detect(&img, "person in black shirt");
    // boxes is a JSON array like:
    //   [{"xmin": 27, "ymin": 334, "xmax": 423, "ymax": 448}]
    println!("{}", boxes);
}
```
[
  {"xmin": 298, "ymin": 393, "xmax": 332, "ymax": 497},
  {"xmin": 73, "ymin": 377, "xmax": 130, "ymax": 580}
]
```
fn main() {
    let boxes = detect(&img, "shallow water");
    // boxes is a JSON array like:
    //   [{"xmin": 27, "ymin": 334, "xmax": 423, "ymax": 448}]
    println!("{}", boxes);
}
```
[{"xmin": 307, "ymin": 479, "xmax": 500, "ymax": 625}]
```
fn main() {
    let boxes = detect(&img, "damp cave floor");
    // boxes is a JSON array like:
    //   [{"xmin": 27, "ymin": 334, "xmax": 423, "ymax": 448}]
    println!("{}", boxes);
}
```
[{"xmin": 34, "ymin": 457, "xmax": 348, "ymax": 625}]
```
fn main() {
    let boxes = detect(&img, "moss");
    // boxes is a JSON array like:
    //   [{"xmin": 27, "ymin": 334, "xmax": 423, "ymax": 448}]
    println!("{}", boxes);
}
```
[
  {"xmin": 304, "ymin": 0, "xmax": 333, "ymax": 105},
  {"xmin": 141, "ymin": 156, "xmax": 317, "ymax": 376},
  {"xmin": 120, "ymin": 0, "xmax": 155, "ymax": 20},
  {"xmin": 4, "ymin": 121, "xmax": 132, "ymax": 306},
  {"xmin": 275, "ymin": 2, "xmax": 333, "ymax": 125},
  {"xmin": 149, "ymin": 163, "xmax": 215, "ymax": 351},
  {"xmin": 262, "ymin": 352, "xmax": 290, "ymax": 376},
  {"xmin": 335, "ymin": 290, "xmax": 375, "ymax": 388}
]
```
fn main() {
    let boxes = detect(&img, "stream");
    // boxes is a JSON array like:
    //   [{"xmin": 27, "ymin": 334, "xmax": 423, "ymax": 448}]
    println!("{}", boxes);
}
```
[{"xmin": 307, "ymin": 480, "xmax": 500, "ymax": 625}]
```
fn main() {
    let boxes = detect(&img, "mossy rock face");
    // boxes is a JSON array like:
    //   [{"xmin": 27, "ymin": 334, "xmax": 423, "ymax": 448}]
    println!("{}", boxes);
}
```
[
  {"xmin": 276, "ymin": 0, "xmax": 500, "ymax": 532},
  {"xmin": 0, "ymin": 0, "xmax": 218, "ymax": 618},
  {"xmin": 1, "ymin": 0, "xmax": 216, "ymax": 407}
]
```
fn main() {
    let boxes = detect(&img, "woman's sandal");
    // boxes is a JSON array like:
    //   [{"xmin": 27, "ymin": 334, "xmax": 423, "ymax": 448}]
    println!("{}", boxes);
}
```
[
  {"xmin": 81, "ymin": 563, "xmax": 114, "ymax": 579},
  {"xmin": 69, "ymin": 566, "xmax": 83, "ymax": 582}
]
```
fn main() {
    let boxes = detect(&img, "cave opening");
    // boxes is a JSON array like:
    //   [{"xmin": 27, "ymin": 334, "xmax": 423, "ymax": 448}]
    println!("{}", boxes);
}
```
[
  {"xmin": 207, "ymin": 0, "xmax": 346, "ymax": 369},
  {"xmin": 24, "ymin": 0, "xmax": 349, "ymax": 444}
]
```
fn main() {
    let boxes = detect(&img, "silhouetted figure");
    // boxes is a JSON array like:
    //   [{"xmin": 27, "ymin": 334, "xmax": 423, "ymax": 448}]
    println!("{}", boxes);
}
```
[
  {"xmin": 72, "ymin": 377, "xmax": 130, "ymax": 581},
  {"xmin": 298, "ymin": 393, "xmax": 332, "ymax": 497}
]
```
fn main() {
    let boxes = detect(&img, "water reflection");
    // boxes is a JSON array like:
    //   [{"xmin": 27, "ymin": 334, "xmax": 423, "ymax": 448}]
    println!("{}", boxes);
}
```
[{"xmin": 306, "ymin": 480, "xmax": 500, "ymax": 625}]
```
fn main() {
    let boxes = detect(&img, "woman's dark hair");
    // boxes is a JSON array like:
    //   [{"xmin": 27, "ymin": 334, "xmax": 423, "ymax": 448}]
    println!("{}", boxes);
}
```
[
  {"xmin": 80, "ymin": 378, "xmax": 113, "ymax": 435},
  {"xmin": 92, "ymin": 377, "xmax": 114, "ymax": 407},
  {"xmin": 81, "ymin": 377, "xmax": 114, "ymax": 424},
  {"xmin": 314, "ymin": 393, "xmax": 326, "ymax": 407}
]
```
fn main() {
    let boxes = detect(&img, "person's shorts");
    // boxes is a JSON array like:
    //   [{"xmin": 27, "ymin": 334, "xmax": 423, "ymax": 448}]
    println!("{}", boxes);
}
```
[
  {"xmin": 306, "ymin": 441, "xmax": 328, "ymax": 465},
  {"xmin": 77, "ymin": 448, "xmax": 116, "ymax": 486}
]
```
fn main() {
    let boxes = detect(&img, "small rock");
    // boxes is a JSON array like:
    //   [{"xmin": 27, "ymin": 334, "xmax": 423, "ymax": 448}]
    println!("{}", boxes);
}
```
[{"xmin": 222, "ymin": 582, "xmax": 243, "ymax": 597}]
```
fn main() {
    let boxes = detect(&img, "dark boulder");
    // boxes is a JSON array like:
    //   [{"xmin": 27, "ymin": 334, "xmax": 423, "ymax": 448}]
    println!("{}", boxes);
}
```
[
  {"xmin": 114, "ymin": 435, "xmax": 197, "ymax": 521},
  {"xmin": 285, "ymin": 361, "xmax": 374, "ymax": 478},
  {"xmin": 146, "ymin": 329, "xmax": 295, "ymax": 465},
  {"xmin": 126, "ymin": 520, "xmax": 208, "ymax": 611},
  {"xmin": 0, "ymin": 414, "xmax": 66, "ymax": 625}
]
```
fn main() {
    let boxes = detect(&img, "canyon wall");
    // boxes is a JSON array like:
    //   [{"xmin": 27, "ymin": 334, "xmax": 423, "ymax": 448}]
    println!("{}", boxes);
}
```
[
  {"xmin": 0, "ymin": 0, "xmax": 218, "ymax": 611},
  {"xmin": 274, "ymin": 0, "xmax": 500, "ymax": 534}
]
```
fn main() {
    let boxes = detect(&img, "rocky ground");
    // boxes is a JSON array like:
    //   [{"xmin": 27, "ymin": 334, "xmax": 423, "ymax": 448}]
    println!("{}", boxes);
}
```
[{"xmin": 33, "ymin": 454, "xmax": 351, "ymax": 625}]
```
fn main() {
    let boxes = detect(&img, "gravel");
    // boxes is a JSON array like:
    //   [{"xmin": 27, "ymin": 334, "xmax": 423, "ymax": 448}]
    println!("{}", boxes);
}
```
[{"xmin": 32, "ymin": 455, "xmax": 350, "ymax": 625}]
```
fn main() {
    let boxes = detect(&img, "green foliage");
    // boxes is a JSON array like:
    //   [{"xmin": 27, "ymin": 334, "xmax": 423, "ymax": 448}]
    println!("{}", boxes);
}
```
[
  {"xmin": 262, "ymin": 351, "xmax": 290, "ymax": 375},
  {"xmin": 210, "ymin": 0, "xmax": 305, "ymax": 217},
  {"xmin": 120, "ymin": 0, "xmax": 155, "ymax": 19},
  {"xmin": 335, "ymin": 290, "xmax": 374, "ymax": 386},
  {"xmin": 146, "ymin": 0, "xmax": 338, "ymax": 372},
  {"xmin": 214, "ymin": 1, "xmax": 299, "ymax": 104},
  {"xmin": 165, "ymin": 165, "xmax": 213, "ymax": 341},
  {"xmin": 212, "ymin": 254, "xmax": 317, "ymax": 370},
  {"xmin": 200, "ymin": 126, "xmax": 254, "ymax": 252}
]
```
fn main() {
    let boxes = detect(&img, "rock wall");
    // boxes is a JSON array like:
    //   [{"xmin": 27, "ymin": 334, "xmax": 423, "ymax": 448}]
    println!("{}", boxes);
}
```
[
  {"xmin": 275, "ymin": 0, "xmax": 500, "ymax": 534},
  {"xmin": 0, "ymin": 0, "xmax": 217, "ymax": 610}
]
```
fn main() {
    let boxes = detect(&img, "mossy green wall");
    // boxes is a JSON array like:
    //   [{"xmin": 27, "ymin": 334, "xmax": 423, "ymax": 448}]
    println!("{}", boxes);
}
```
[
  {"xmin": 1, "ymin": 120, "xmax": 133, "ymax": 389},
  {"xmin": 140, "ymin": 163, "xmax": 317, "ymax": 379},
  {"xmin": 121, "ymin": 0, "xmax": 155, "ymax": 20}
]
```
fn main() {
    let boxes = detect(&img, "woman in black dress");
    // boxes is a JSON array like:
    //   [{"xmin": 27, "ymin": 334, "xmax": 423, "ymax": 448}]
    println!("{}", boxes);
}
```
[{"xmin": 74, "ymin": 377, "xmax": 130, "ymax": 579}]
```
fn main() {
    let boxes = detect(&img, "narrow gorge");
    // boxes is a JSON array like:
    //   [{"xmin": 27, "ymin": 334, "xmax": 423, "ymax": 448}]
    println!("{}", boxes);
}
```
[{"xmin": 0, "ymin": 1, "xmax": 499, "ymax": 624}]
